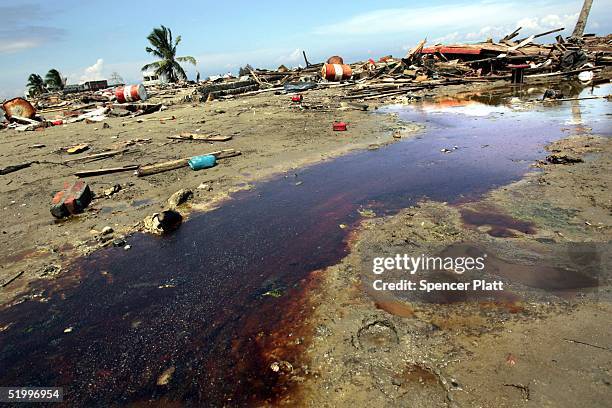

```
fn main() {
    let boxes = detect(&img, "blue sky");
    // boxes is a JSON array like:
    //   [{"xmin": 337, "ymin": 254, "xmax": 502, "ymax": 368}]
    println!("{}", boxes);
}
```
[{"xmin": 1, "ymin": 0, "xmax": 610, "ymax": 99}]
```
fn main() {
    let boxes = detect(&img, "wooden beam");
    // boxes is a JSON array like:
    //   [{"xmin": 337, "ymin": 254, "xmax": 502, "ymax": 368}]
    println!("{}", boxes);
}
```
[
  {"xmin": 0, "ymin": 161, "xmax": 35, "ymax": 175},
  {"xmin": 302, "ymin": 50, "xmax": 311, "ymax": 67},
  {"xmin": 167, "ymin": 134, "xmax": 232, "ymax": 142},
  {"xmin": 75, "ymin": 165, "xmax": 139, "ymax": 178},
  {"xmin": 137, "ymin": 150, "xmax": 241, "ymax": 177}
]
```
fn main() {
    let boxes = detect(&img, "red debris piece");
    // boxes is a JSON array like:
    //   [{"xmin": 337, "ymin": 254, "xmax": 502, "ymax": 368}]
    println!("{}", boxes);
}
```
[
  {"xmin": 50, "ymin": 180, "xmax": 93, "ymax": 218},
  {"xmin": 333, "ymin": 122, "xmax": 347, "ymax": 131}
]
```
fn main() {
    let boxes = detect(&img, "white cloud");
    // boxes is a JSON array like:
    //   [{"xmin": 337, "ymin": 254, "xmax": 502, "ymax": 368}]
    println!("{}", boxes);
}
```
[
  {"xmin": 313, "ymin": 3, "xmax": 518, "ymax": 36},
  {"xmin": 465, "ymin": 26, "xmax": 506, "ymax": 41},
  {"xmin": 277, "ymin": 48, "xmax": 302, "ymax": 64},
  {"xmin": 0, "ymin": 40, "xmax": 39, "ymax": 53},
  {"xmin": 312, "ymin": 1, "xmax": 596, "ymax": 41},
  {"xmin": 79, "ymin": 58, "xmax": 105, "ymax": 82},
  {"xmin": 429, "ymin": 32, "xmax": 460, "ymax": 46},
  {"xmin": 433, "ymin": 11, "xmax": 582, "ymax": 44}
]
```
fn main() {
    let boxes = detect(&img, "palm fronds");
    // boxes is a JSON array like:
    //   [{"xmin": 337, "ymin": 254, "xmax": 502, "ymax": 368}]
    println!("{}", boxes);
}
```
[
  {"xmin": 27, "ymin": 74, "xmax": 46, "ymax": 96},
  {"xmin": 45, "ymin": 69, "xmax": 64, "ymax": 91},
  {"xmin": 142, "ymin": 25, "xmax": 197, "ymax": 83}
]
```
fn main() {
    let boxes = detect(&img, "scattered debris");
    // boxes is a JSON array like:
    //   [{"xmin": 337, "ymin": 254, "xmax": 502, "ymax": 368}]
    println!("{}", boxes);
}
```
[
  {"xmin": 74, "ymin": 164, "xmax": 139, "ymax": 178},
  {"xmin": 1, "ymin": 270, "xmax": 25, "ymax": 288},
  {"xmin": 188, "ymin": 155, "xmax": 217, "ymax": 170},
  {"xmin": 1, "ymin": 161, "xmax": 36, "ymax": 175},
  {"xmin": 333, "ymin": 121, "xmax": 347, "ymax": 131},
  {"xmin": 2, "ymin": 98, "xmax": 36, "ymax": 119},
  {"xmin": 168, "ymin": 133, "xmax": 232, "ymax": 142},
  {"xmin": 103, "ymin": 184, "xmax": 122, "ymax": 197},
  {"xmin": 143, "ymin": 210, "xmax": 183, "ymax": 234},
  {"xmin": 115, "ymin": 84, "xmax": 148, "ymax": 103},
  {"xmin": 66, "ymin": 144, "xmax": 90, "ymax": 154},
  {"xmin": 137, "ymin": 149, "xmax": 240, "ymax": 177},
  {"xmin": 546, "ymin": 154, "xmax": 583, "ymax": 164},
  {"xmin": 503, "ymin": 383, "xmax": 530, "ymax": 400},
  {"xmin": 358, "ymin": 208, "xmax": 376, "ymax": 217},
  {"xmin": 167, "ymin": 189, "xmax": 193, "ymax": 209},
  {"xmin": 156, "ymin": 366, "xmax": 176, "ymax": 386},
  {"xmin": 50, "ymin": 180, "xmax": 93, "ymax": 218},
  {"xmin": 270, "ymin": 360, "xmax": 293, "ymax": 374},
  {"xmin": 563, "ymin": 338, "xmax": 611, "ymax": 351},
  {"xmin": 101, "ymin": 226, "xmax": 114, "ymax": 235}
]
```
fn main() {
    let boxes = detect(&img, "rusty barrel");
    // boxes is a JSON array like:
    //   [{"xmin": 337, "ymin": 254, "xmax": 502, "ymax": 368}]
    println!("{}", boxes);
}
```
[
  {"xmin": 115, "ymin": 84, "xmax": 148, "ymax": 103},
  {"xmin": 326, "ymin": 56, "xmax": 344, "ymax": 64},
  {"xmin": 321, "ymin": 63, "xmax": 352, "ymax": 82},
  {"xmin": 2, "ymin": 97, "xmax": 36, "ymax": 119}
]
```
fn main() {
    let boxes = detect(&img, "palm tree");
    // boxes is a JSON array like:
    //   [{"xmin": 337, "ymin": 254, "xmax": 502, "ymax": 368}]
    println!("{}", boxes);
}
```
[
  {"xmin": 45, "ymin": 69, "xmax": 64, "ymax": 91},
  {"xmin": 27, "ymin": 74, "xmax": 46, "ymax": 97},
  {"xmin": 142, "ymin": 25, "xmax": 196, "ymax": 83}
]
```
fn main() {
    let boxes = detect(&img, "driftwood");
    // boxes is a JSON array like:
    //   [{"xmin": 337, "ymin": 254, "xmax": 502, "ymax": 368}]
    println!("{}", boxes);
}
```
[
  {"xmin": 247, "ymin": 67, "xmax": 271, "ymax": 88},
  {"xmin": 9, "ymin": 115, "xmax": 42, "ymax": 125},
  {"xmin": 167, "ymin": 134, "xmax": 232, "ymax": 142},
  {"xmin": 75, "ymin": 165, "xmax": 139, "ymax": 178},
  {"xmin": 302, "ymin": 50, "xmax": 311, "ymax": 67},
  {"xmin": 501, "ymin": 26, "xmax": 522, "ymax": 42},
  {"xmin": 137, "ymin": 149, "xmax": 242, "ymax": 177},
  {"xmin": 137, "ymin": 158, "xmax": 189, "ymax": 177},
  {"xmin": 0, "ymin": 161, "xmax": 35, "ymax": 175},
  {"xmin": 63, "ymin": 149, "xmax": 126, "ymax": 164}
]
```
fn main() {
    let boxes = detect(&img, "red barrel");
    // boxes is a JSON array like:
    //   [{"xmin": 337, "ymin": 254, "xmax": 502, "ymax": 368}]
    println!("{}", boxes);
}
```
[
  {"xmin": 115, "ymin": 84, "xmax": 147, "ymax": 103},
  {"xmin": 321, "ymin": 64, "xmax": 352, "ymax": 82},
  {"xmin": 326, "ymin": 55, "xmax": 344, "ymax": 64}
]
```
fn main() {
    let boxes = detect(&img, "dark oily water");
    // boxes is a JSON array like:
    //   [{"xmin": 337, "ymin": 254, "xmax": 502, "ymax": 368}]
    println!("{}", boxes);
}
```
[{"xmin": 0, "ymin": 84, "xmax": 609, "ymax": 406}]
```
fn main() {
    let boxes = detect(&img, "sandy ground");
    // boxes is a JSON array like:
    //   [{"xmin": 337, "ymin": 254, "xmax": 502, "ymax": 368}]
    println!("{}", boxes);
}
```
[
  {"xmin": 1, "ymin": 80, "xmax": 610, "ymax": 407},
  {"xmin": 0, "ymin": 86, "xmax": 421, "ymax": 303},
  {"xmin": 292, "ymin": 134, "xmax": 611, "ymax": 407}
]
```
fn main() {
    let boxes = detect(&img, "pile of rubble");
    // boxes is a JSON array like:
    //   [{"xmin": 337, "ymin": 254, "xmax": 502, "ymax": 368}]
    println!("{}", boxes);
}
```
[
  {"xmin": 0, "ymin": 83, "xmax": 165, "ymax": 131},
  {"xmin": 191, "ymin": 29, "xmax": 610, "ymax": 102},
  {"xmin": 1, "ymin": 25, "xmax": 610, "ymax": 131}
]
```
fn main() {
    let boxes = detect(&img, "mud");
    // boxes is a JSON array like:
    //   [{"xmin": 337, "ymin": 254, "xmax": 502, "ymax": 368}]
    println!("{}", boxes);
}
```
[
  {"xmin": 0, "ymin": 80, "xmax": 610, "ymax": 406},
  {"xmin": 296, "ymin": 87, "xmax": 611, "ymax": 407}
]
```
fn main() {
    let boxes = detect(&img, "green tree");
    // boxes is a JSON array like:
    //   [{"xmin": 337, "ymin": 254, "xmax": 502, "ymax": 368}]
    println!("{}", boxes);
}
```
[
  {"xmin": 27, "ymin": 73, "xmax": 46, "ymax": 96},
  {"xmin": 142, "ymin": 25, "xmax": 196, "ymax": 83},
  {"xmin": 44, "ymin": 69, "xmax": 64, "ymax": 91}
]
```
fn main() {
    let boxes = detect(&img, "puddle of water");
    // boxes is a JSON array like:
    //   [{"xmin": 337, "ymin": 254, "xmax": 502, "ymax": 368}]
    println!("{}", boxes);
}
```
[
  {"xmin": 0, "ymin": 83, "xmax": 609, "ymax": 405},
  {"xmin": 131, "ymin": 198, "xmax": 154, "ymax": 207},
  {"xmin": 460, "ymin": 205, "xmax": 537, "ymax": 237}
]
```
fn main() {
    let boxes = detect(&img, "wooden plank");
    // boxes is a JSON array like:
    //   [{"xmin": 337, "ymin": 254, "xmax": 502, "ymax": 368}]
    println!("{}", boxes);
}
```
[
  {"xmin": 75, "ymin": 165, "xmax": 139, "ymax": 178},
  {"xmin": 422, "ymin": 46, "xmax": 482, "ymax": 55},
  {"xmin": 0, "ymin": 162, "xmax": 34, "ymax": 175},
  {"xmin": 63, "ymin": 149, "xmax": 126, "ymax": 163},
  {"xmin": 167, "ymin": 133, "xmax": 232, "ymax": 142},
  {"xmin": 501, "ymin": 26, "xmax": 522, "ymax": 42},
  {"xmin": 137, "ymin": 149, "xmax": 241, "ymax": 177}
]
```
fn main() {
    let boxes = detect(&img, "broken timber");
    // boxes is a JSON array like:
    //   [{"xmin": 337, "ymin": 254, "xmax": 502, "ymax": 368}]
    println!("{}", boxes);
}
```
[
  {"xmin": 167, "ymin": 134, "xmax": 232, "ymax": 142},
  {"xmin": 137, "ymin": 149, "xmax": 241, "ymax": 177},
  {"xmin": 0, "ymin": 161, "xmax": 36, "ymax": 175},
  {"xmin": 74, "ymin": 165, "xmax": 139, "ymax": 178}
]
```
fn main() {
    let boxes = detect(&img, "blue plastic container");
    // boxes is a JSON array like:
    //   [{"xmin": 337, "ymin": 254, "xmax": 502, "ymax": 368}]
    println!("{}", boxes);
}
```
[{"xmin": 188, "ymin": 154, "xmax": 216, "ymax": 170}]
